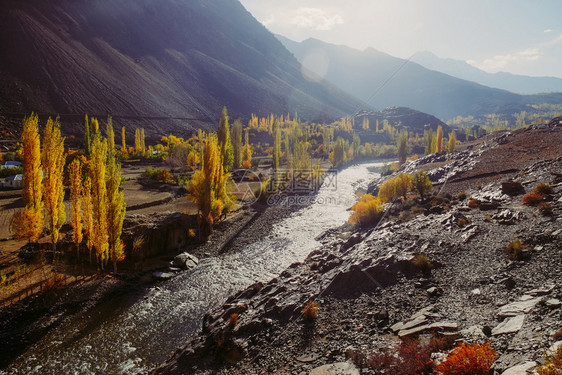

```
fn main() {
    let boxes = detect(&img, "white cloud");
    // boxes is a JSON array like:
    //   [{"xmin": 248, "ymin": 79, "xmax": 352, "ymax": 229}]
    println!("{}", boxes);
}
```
[
  {"xmin": 544, "ymin": 29, "xmax": 553, "ymax": 33},
  {"xmin": 467, "ymin": 35, "xmax": 562, "ymax": 73},
  {"xmin": 291, "ymin": 7, "xmax": 344, "ymax": 31}
]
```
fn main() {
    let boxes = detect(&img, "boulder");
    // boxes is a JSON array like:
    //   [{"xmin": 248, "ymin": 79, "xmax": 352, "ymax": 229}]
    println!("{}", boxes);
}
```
[
  {"xmin": 501, "ymin": 361, "xmax": 536, "ymax": 375},
  {"xmin": 501, "ymin": 181, "xmax": 524, "ymax": 196},
  {"xmin": 173, "ymin": 252, "xmax": 199, "ymax": 269},
  {"xmin": 492, "ymin": 315, "xmax": 525, "ymax": 336},
  {"xmin": 309, "ymin": 362, "xmax": 360, "ymax": 375},
  {"xmin": 498, "ymin": 297, "xmax": 543, "ymax": 317}
]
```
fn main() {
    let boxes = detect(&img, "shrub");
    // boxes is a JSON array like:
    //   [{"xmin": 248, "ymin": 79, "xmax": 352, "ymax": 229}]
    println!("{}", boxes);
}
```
[
  {"xmin": 435, "ymin": 342, "xmax": 498, "ymax": 375},
  {"xmin": 468, "ymin": 199, "xmax": 479, "ymax": 208},
  {"xmin": 536, "ymin": 345, "xmax": 562, "ymax": 375},
  {"xmin": 227, "ymin": 313, "xmax": 238, "ymax": 328},
  {"xmin": 349, "ymin": 194, "xmax": 383, "ymax": 227},
  {"xmin": 411, "ymin": 253, "xmax": 434, "ymax": 274},
  {"xmin": 457, "ymin": 218, "xmax": 468, "ymax": 227},
  {"xmin": 457, "ymin": 192, "xmax": 467, "ymax": 200},
  {"xmin": 505, "ymin": 240, "xmax": 527, "ymax": 261},
  {"xmin": 522, "ymin": 191, "xmax": 546, "ymax": 206},
  {"xmin": 533, "ymin": 183, "xmax": 554, "ymax": 195},
  {"xmin": 538, "ymin": 202, "xmax": 554, "ymax": 216},
  {"xmin": 411, "ymin": 170, "xmax": 433, "ymax": 199},
  {"xmin": 348, "ymin": 338, "xmax": 433, "ymax": 375},
  {"xmin": 142, "ymin": 167, "xmax": 174, "ymax": 183},
  {"xmin": 378, "ymin": 174, "xmax": 412, "ymax": 203},
  {"xmin": 302, "ymin": 300, "xmax": 320, "ymax": 321}
]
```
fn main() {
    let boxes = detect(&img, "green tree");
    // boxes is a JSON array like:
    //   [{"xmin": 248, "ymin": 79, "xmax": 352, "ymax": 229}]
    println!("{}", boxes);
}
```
[
  {"xmin": 411, "ymin": 170, "xmax": 433, "ymax": 200},
  {"xmin": 425, "ymin": 129, "xmax": 433, "ymax": 155},
  {"xmin": 218, "ymin": 107, "xmax": 233, "ymax": 172},
  {"xmin": 397, "ymin": 129, "xmax": 409, "ymax": 165}
]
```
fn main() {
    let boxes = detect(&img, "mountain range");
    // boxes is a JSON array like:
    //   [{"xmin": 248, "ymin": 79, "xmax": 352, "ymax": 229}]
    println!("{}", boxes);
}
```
[
  {"xmin": 0, "ymin": 0, "xmax": 364, "ymax": 139},
  {"xmin": 411, "ymin": 50, "xmax": 562, "ymax": 95},
  {"xmin": 277, "ymin": 36, "xmax": 562, "ymax": 120}
]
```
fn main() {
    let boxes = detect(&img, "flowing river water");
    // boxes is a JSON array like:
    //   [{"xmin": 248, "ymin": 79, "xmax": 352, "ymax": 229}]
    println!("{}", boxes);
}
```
[{"xmin": 6, "ymin": 162, "xmax": 383, "ymax": 375}]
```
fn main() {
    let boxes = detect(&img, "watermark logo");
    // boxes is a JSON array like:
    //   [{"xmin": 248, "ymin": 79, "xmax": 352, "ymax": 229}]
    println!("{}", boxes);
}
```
[{"xmin": 226, "ymin": 169, "xmax": 262, "ymax": 206}]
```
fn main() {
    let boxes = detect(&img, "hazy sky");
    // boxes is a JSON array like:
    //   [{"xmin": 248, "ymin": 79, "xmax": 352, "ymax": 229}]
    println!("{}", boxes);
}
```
[{"xmin": 238, "ymin": 0, "xmax": 562, "ymax": 78}]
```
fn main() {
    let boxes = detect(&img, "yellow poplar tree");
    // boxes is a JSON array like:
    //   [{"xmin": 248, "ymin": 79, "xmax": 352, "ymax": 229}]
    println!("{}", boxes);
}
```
[
  {"xmin": 13, "ymin": 113, "xmax": 43, "ymax": 243},
  {"xmin": 436, "ymin": 125, "xmax": 444, "ymax": 153},
  {"xmin": 90, "ymin": 124, "xmax": 109, "ymax": 269},
  {"xmin": 69, "ymin": 159, "xmax": 83, "ymax": 260},
  {"xmin": 83, "ymin": 177, "xmax": 95, "ymax": 263},
  {"xmin": 121, "ymin": 126, "xmax": 127, "ymax": 151},
  {"xmin": 43, "ymin": 117, "xmax": 66, "ymax": 261},
  {"xmin": 106, "ymin": 119, "xmax": 126, "ymax": 273},
  {"xmin": 448, "ymin": 131, "xmax": 457, "ymax": 153}
]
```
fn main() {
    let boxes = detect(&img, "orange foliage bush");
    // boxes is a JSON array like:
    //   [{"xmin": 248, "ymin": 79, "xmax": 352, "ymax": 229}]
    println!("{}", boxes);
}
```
[
  {"xmin": 536, "ymin": 345, "xmax": 562, "ymax": 375},
  {"xmin": 468, "ymin": 199, "xmax": 479, "ymax": 208},
  {"xmin": 227, "ymin": 313, "xmax": 238, "ymax": 328},
  {"xmin": 241, "ymin": 159, "xmax": 252, "ymax": 169},
  {"xmin": 348, "ymin": 194, "xmax": 383, "ymax": 228},
  {"xmin": 522, "ymin": 192, "xmax": 545, "ymax": 206},
  {"xmin": 302, "ymin": 300, "xmax": 320, "ymax": 321},
  {"xmin": 435, "ymin": 342, "xmax": 498, "ymax": 375},
  {"xmin": 533, "ymin": 183, "xmax": 553, "ymax": 195}
]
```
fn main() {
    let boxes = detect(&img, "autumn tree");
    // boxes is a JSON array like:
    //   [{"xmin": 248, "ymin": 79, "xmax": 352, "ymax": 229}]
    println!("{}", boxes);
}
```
[
  {"xmin": 448, "ymin": 131, "xmax": 457, "ymax": 153},
  {"xmin": 83, "ymin": 177, "xmax": 94, "ymax": 263},
  {"xmin": 362, "ymin": 117, "xmax": 369, "ymax": 130},
  {"xmin": 241, "ymin": 128, "xmax": 252, "ymax": 168},
  {"xmin": 411, "ymin": 169, "xmax": 433, "ymax": 200},
  {"xmin": 90, "ymin": 123, "xmax": 109, "ymax": 269},
  {"xmin": 231, "ymin": 119, "xmax": 242, "ymax": 169},
  {"xmin": 436, "ymin": 125, "xmax": 444, "ymax": 153},
  {"xmin": 69, "ymin": 159, "xmax": 83, "ymax": 260},
  {"xmin": 121, "ymin": 126, "xmax": 127, "ymax": 152},
  {"xmin": 106, "ymin": 118, "xmax": 126, "ymax": 273},
  {"xmin": 397, "ymin": 129, "xmax": 409, "ymax": 165},
  {"xmin": 273, "ymin": 117, "xmax": 281, "ymax": 171},
  {"xmin": 425, "ymin": 129, "xmax": 434, "ymax": 155},
  {"xmin": 134, "ymin": 128, "xmax": 145, "ymax": 157},
  {"xmin": 218, "ymin": 107, "xmax": 234, "ymax": 172},
  {"xmin": 13, "ymin": 113, "xmax": 44, "ymax": 243},
  {"xmin": 84, "ymin": 115, "xmax": 91, "ymax": 155},
  {"xmin": 42, "ymin": 117, "xmax": 66, "ymax": 262}
]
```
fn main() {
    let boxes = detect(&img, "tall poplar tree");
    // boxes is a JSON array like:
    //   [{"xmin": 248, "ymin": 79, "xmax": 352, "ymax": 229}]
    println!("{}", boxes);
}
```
[
  {"xmin": 273, "ymin": 117, "xmax": 281, "ymax": 171},
  {"xmin": 436, "ymin": 125, "xmax": 444, "ymax": 153},
  {"xmin": 397, "ymin": 129, "xmax": 409, "ymax": 165},
  {"xmin": 218, "ymin": 107, "xmax": 233, "ymax": 172},
  {"xmin": 106, "ymin": 118, "xmax": 126, "ymax": 273},
  {"xmin": 13, "ymin": 113, "xmax": 43, "ymax": 243},
  {"xmin": 69, "ymin": 159, "xmax": 83, "ymax": 261},
  {"xmin": 90, "ymin": 123, "xmax": 109, "ymax": 269},
  {"xmin": 83, "ymin": 177, "xmax": 94, "ymax": 263},
  {"xmin": 121, "ymin": 126, "xmax": 127, "ymax": 151},
  {"xmin": 231, "ymin": 119, "xmax": 242, "ymax": 169},
  {"xmin": 84, "ymin": 115, "xmax": 91, "ymax": 156},
  {"xmin": 43, "ymin": 117, "xmax": 66, "ymax": 262},
  {"xmin": 448, "ymin": 131, "xmax": 457, "ymax": 154}
]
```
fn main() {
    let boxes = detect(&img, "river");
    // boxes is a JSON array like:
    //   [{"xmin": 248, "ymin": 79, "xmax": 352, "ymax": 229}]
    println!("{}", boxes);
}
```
[{"xmin": 5, "ymin": 162, "xmax": 383, "ymax": 375}]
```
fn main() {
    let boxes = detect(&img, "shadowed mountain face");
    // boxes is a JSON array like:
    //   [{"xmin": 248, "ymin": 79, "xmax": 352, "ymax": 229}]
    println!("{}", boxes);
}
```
[
  {"xmin": 278, "ymin": 36, "xmax": 562, "ymax": 121},
  {"xmin": 0, "ymin": 0, "xmax": 365, "ymax": 139}
]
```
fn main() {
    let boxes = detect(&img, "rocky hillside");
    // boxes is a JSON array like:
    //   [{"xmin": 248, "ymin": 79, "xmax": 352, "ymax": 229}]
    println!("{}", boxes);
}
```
[
  {"xmin": 0, "ymin": 0, "xmax": 365, "ymax": 140},
  {"xmin": 154, "ymin": 123, "xmax": 562, "ymax": 374}
]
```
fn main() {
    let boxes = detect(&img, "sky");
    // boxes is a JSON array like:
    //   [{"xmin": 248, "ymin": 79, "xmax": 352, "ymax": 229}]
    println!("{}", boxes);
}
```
[{"xmin": 238, "ymin": 0, "xmax": 562, "ymax": 78}]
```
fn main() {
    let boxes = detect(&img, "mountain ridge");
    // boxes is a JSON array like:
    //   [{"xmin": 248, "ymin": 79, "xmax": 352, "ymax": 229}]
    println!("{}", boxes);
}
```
[{"xmin": 277, "ymin": 35, "xmax": 562, "ymax": 121}]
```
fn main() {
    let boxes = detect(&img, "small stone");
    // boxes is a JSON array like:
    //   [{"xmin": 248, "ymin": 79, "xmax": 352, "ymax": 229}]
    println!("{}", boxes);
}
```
[
  {"xmin": 427, "ymin": 287, "xmax": 443, "ymax": 297},
  {"xmin": 296, "ymin": 353, "xmax": 318, "ymax": 363},
  {"xmin": 545, "ymin": 299, "xmax": 562, "ymax": 308},
  {"xmin": 472, "ymin": 288, "xmax": 481, "ymax": 296}
]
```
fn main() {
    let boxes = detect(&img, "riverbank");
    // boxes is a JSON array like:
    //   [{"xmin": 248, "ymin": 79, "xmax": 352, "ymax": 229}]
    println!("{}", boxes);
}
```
[{"xmin": 154, "ymin": 125, "xmax": 562, "ymax": 375}]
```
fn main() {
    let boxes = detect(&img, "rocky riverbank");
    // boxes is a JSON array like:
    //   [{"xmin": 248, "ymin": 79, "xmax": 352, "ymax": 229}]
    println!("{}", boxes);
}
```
[{"xmin": 154, "ymin": 124, "xmax": 562, "ymax": 375}]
